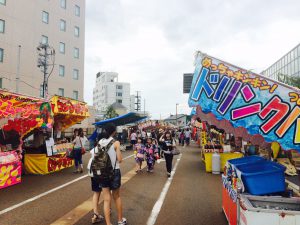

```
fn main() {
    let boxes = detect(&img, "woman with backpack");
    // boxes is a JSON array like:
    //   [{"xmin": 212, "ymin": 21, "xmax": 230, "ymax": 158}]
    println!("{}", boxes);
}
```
[
  {"xmin": 160, "ymin": 131, "xmax": 176, "ymax": 178},
  {"xmin": 90, "ymin": 123, "xmax": 127, "ymax": 225}
]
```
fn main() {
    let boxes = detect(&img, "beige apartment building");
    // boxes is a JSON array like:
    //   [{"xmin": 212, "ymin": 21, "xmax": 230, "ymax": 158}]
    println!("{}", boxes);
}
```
[{"xmin": 0, "ymin": 0, "xmax": 85, "ymax": 100}]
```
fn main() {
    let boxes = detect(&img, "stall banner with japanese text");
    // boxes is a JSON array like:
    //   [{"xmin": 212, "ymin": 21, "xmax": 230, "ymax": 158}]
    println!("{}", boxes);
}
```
[
  {"xmin": 189, "ymin": 53, "xmax": 300, "ymax": 151},
  {"xmin": 201, "ymin": 131, "xmax": 207, "ymax": 146},
  {"xmin": 25, "ymin": 153, "xmax": 73, "ymax": 175},
  {"xmin": 0, "ymin": 90, "xmax": 53, "ymax": 136},
  {"xmin": 0, "ymin": 161, "xmax": 21, "ymax": 189},
  {"xmin": 50, "ymin": 96, "xmax": 89, "ymax": 117}
]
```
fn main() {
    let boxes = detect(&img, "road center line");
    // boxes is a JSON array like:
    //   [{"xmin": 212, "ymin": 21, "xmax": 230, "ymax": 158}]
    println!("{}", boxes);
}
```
[
  {"xmin": 0, "ymin": 154, "xmax": 134, "ymax": 216},
  {"xmin": 146, "ymin": 154, "xmax": 182, "ymax": 225}
]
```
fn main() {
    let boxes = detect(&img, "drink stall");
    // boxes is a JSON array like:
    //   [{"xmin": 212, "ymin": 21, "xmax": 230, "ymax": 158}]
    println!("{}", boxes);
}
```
[
  {"xmin": 24, "ymin": 96, "xmax": 89, "ymax": 175},
  {"xmin": 0, "ymin": 90, "xmax": 50, "ymax": 189},
  {"xmin": 188, "ymin": 52, "xmax": 300, "ymax": 224}
]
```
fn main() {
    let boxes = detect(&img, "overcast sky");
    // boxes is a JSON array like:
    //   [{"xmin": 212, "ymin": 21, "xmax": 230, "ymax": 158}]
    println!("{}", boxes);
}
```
[{"xmin": 84, "ymin": 0, "xmax": 300, "ymax": 119}]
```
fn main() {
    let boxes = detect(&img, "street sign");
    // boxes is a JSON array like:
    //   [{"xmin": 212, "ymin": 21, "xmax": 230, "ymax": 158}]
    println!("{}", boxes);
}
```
[{"xmin": 183, "ymin": 73, "xmax": 193, "ymax": 93}]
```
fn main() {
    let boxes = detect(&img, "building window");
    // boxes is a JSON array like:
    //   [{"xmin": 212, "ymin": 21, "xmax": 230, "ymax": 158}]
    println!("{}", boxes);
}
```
[
  {"xmin": 73, "ymin": 69, "xmax": 79, "ymax": 80},
  {"xmin": 116, "ymin": 92, "xmax": 122, "ymax": 97},
  {"xmin": 116, "ymin": 85, "xmax": 123, "ymax": 89},
  {"xmin": 74, "ymin": 26, "xmax": 79, "ymax": 37},
  {"xmin": 73, "ymin": 91, "xmax": 78, "ymax": 100},
  {"xmin": 0, "ymin": 48, "xmax": 3, "ymax": 62},
  {"xmin": 0, "ymin": 0, "xmax": 6, "ymax": 5},
  {"xmin": 58, "ymin": 88, "xmax": 64, "ymax": 97},
  {"xmin": 117, "ymin": 99, "xmax": 122, "ymax": 104},
  {"xmin": 74, "ymin": 47, "xmax": 79, "ymax": 58},
  {"xmin": 75, "ymin": 5, "xmax": 80, "ymax": 16},
  {"xmin": 0, "ymin": 19, "xmax": 5, "ymax": 33},
  {"xmin": 60, "ymin": 0, "xmax": 66, "ymax": 9},
  {"xmin": 59, "ymin": 65, "xmax": 65, "ymax": 77},
  {"xmin": 41, "ymin": 35, "xmax": 48, "ymax": 44},
  {"xmin": 60, "ymin": 19, "xmax": 66, "ymax": 31},
  {"xmin": 40, "ymin": 85, "xmax": 43, "ymax": 97},
  {"xmin": 59, "ymin": 42, "xmax": 65, "ymax": 54},
  {"xmin": 42, "ymin": 11, "xmax": 49, "ymax": 24}
]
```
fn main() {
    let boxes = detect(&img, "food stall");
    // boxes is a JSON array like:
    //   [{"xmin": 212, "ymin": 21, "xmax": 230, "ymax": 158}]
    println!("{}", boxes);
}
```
[
  {"xmin": 24, "ymin": 96, "xmax": 89, "ymax": 175},
  {"xmin": 0, "ymin": 90, "xmax": 50, "ymax": 189},
  {"xmin": 188, "ymin": 52, "xmax": 300, "ymax": 224}
]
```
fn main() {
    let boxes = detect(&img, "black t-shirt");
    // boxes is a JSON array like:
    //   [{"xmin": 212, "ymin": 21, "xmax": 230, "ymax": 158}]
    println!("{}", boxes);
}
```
[{"xmin": 162, "ymin": 139, "xmax": 173, "ymax": 151}]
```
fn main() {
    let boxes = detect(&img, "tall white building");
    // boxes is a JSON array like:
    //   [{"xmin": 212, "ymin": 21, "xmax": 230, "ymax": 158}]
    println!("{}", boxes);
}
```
[
  {"xmin": 0, "ymin": 0, "xmax": 85, "ymax": 100},
  {"xmin": 93, "ymin": 72, "xmax": 131, "ymax": 113},
  {"xmin": 130, "ymin": 94, "xmax": 136, "ymax": 112}
]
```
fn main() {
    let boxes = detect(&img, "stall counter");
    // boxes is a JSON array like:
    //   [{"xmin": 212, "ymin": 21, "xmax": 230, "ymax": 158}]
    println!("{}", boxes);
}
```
[
  {"xmin": 204, "ymin": 152, "xmax": 243, "ymax": 172},
  {"xmin": 0, "ymin": 151, "xmax": 22, "ymax": 189},
  {"xmin": 0, "ymin": 161, "xmax": 21, "ymax": 189},
  {"xmin": 25, "ymin": 152, "xmax": 73, "ymax": 175}
]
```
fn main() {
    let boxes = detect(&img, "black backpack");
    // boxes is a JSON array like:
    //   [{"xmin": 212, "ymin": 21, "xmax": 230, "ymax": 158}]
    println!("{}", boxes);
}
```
[{"xmin": 90, "ymin": 139, "xmax": 116, "ymax": 181}]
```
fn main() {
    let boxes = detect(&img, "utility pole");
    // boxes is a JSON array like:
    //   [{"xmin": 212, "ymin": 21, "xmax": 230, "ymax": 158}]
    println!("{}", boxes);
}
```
[
  {"xmin": 37, "ymin": 43, "xmax": 55, "ymax": 98},
  {"xmin": 16, "ymin": 45, "xmax": 21, "ymax": 93}
]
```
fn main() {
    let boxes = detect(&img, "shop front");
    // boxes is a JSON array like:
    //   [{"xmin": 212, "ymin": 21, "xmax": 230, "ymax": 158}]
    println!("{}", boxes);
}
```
[
  {"xmin": 0, "ymin": 91, "xmax": 50, "ymax": 189},
  {"xmin": 24, "ymin": 96, "xmax": 89, "ymax": 175}
]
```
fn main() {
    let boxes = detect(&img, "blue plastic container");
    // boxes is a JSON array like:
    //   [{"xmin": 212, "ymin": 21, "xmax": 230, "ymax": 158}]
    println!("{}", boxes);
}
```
[
  {"xmin": 236, "ymin": 161, "xmax": 286, "ymax": 195},
  {"xmin": 228, "ymin": 156, "xmax": 265, "ymax": 167}
]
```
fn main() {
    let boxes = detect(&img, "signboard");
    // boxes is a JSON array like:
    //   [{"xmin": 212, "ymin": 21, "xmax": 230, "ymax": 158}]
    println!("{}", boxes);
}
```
[
  {"xmin": 0, "ymin": 90, "xmax": 52, "ymax": 137},
  {"xmin": 50, "ymin": 96, "xmax": 89, "ymax": 117},
  {"xmin": 183, "ymin": 73, "xmax": 193, "ymax": 93},
  {"xmin": 189, "ymin": 52, "xmax": 300, "ymax": 151}
]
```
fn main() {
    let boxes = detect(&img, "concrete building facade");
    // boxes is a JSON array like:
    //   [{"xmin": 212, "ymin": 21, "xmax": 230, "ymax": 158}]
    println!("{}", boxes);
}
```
[
  {"xmin": 130, "ymin": 94, "xmax": 136, "ymax": 112},
  {"xmin": 262, "ymin": 43, "xmax": 300, "ymax": 80},
  {"xmin": 0, "ymin": 0, "xmax": 85, "ymax": 100},
  {"xmin": 93, "ymin": 72, "xmax": 131, "ymax": 113},
  {"xmin": 164, "ymin": 114, "xmax": 191, "ymax": 127}
]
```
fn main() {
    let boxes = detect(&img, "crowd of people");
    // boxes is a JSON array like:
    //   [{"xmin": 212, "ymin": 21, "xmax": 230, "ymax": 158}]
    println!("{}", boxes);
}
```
[
  {"xmin": 129, "ymin": 128, "xmax": 186, "ymax": 177},
  {"xmin": 70, "ymin": 125, "xmax": 191, "ymax": 225}
]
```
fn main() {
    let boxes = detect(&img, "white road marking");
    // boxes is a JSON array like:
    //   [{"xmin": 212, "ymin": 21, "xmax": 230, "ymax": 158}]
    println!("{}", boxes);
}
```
[
  {"xmin": 146, "ymin": 154, "xmax": 182, "ymax": 225},
  {"xmin": 123, "ymin": 154, "xmax": 134, "ymax": 160},
  {"xmin": 0, "ymin": 153, "xmax": 134, "ymax": 216}
]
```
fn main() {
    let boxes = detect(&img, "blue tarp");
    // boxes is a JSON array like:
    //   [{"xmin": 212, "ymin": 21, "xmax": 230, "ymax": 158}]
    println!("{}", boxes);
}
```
[
  {"xmin": 93, "ymin": 112, "xmax": 147, "ymax": 127},
  {"xmin": 89, "ymin": 112, "xmax": 147, "ymax": 142}
]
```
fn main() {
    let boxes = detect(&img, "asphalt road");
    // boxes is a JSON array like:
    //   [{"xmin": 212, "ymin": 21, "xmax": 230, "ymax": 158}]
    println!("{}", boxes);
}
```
[{"xmin": 0, "ymin": 144, "xmax": 227, "ymax": 225}]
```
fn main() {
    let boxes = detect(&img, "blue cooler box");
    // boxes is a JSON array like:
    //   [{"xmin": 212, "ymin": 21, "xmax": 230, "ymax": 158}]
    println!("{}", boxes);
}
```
[
  {"xmin": 236, "ymin": 161, "xmax": 286, "ymax": 195},
  {"xmin": 228, "ymin": 156, "xmax": 265, "ymax": 167}
]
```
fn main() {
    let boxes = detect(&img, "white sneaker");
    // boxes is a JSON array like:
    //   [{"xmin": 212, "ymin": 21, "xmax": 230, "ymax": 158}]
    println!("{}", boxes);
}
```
[{"xmin": 118, "ymin": 217, "xmax": 127, "ymax": 225}]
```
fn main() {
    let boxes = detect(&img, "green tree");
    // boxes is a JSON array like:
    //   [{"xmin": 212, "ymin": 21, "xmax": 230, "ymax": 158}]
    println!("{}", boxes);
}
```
[
  {"xmin": 277, "ymin": 73, "xmax": 300, "ymax": 89},
  {"xmin": 104, "ymin": 105, "xmax": 119, "ymax": 119}
]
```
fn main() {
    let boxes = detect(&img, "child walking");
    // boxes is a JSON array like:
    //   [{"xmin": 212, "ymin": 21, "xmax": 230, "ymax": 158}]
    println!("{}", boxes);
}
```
[
  {"xmin": 134, "ymin": 138, "xmax": 145, "ymax": 173},
  {"xmin": 145, "ymin": 138, "xmax": 158, "ymax": 172}
]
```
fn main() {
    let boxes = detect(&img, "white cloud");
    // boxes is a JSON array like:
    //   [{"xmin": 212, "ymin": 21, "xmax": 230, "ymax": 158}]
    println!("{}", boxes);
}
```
[{"xmin": 84, "ymin": 0, "xmax": 300, "ymax": 119}]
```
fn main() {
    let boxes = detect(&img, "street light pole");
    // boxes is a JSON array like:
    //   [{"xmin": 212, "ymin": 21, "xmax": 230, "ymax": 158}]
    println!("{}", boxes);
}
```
[
  {"xmin": 16, "ymin": 45, "xmax": 21, "ymax": 93},
  {"xmin": 176, "ymin": 103, "xmax": 179, "ymax": 126},
  {"xmin": 144, "ymin": 98, "xmax": 146, "ymax": 116}
]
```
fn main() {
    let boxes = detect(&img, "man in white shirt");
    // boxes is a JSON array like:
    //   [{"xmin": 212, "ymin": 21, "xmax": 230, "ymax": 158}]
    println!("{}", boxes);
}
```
[
  {"xmin": 130, "ymin": 131, "xmax": 137, "ymax": 149},
  {"xmin": 184, "ymin": 128, "xmax": 191, "ymax": 146}
]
